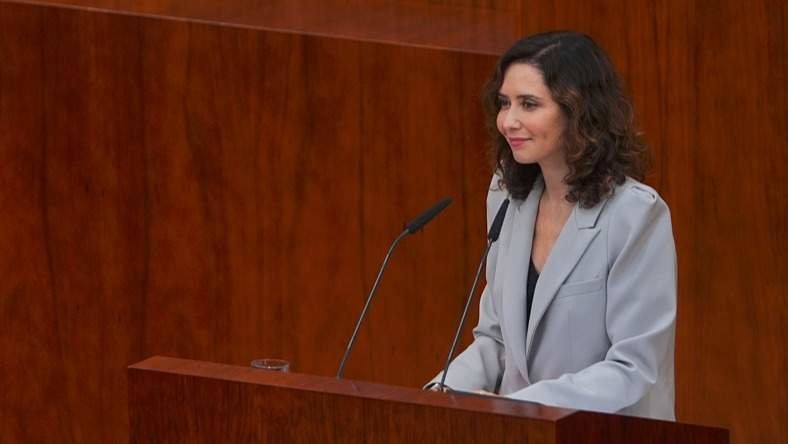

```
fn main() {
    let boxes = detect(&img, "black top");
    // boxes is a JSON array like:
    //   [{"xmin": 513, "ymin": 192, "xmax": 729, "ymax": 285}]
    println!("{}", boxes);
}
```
[{"xmin": 526, "ymin": 258, "xmax": 539, "ymax": 330}]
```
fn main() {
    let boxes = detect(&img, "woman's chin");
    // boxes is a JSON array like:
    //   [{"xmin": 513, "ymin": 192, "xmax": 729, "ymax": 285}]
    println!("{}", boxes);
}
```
[{"xmin": 512, "ymin": 153, "xmax": 537, "ymax": 165}]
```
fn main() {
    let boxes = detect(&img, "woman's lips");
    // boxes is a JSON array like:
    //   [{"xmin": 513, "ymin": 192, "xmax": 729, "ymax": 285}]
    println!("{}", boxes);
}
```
[{"xmin": 507, "ymin": 137, "xmax": 530, "ymax": 148}]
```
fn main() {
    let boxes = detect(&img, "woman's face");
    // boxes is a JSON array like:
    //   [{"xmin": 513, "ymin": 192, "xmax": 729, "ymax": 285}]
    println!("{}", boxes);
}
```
[{"xmin": 496, "ymin": 63, "xmax": 567, "ymax": 168}]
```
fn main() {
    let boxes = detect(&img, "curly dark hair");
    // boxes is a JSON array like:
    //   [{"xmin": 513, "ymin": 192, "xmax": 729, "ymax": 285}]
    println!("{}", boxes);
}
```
[{"xmin": 483, "ymin": 31, "xmax": 649, "ymax": 208}]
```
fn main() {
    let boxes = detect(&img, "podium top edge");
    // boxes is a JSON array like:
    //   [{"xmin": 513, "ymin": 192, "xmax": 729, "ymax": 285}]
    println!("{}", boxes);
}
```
[{"xmin": 128, "ymin": 355, "xmax": 577, "ymax": 422}]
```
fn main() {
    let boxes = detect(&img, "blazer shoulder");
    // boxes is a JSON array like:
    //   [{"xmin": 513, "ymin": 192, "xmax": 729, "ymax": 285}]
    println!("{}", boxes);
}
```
[
  {"xmin": 604, "ymin": 178, "xmax": 674, "ymax": 248},
  {"xmin": 608, "ymin": 178, "xmax": 670, "ymax": 214}
]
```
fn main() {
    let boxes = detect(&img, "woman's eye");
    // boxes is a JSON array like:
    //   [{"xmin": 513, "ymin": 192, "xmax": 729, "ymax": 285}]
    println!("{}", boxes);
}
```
[
  {"xmin": 498, "ymin": 99, "xmax": 510, "ymax": 109},
  {"xmin": 522, "ymin": 100, "xmax": 537, "ymax": 110}
]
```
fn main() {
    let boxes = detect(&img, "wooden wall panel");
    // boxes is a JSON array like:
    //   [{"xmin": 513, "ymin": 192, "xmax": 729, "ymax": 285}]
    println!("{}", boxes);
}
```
[
  {"xmin": 10, "ymin": 0, "xmax": 521, "ymax": 54},
  {"xmin": 0, "ymin": 1, "xmax": 785, "ymax": 444},
  {"xmin": 0, "ymin": 2, "xmax": 497, "ymax": 442},
  {"xmin": 0, "ymin": 7, "xmax": 57, "ymax": 443},
  {"xmin": 681, "ymin": 2, "xmax": 786, "ymax": 442}
]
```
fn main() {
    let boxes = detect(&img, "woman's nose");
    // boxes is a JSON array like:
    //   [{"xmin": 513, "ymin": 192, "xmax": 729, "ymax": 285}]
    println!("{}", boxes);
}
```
[{"xmin": 503, "ymin": 109, "xmax": 522, "ymax": 130}]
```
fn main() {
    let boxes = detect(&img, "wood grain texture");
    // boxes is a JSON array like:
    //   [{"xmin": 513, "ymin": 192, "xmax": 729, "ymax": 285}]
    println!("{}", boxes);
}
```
[
  {"xmin": 0, "ymin": 2, "xmax": 497, "ymax": 442},
  {"xmin": 127, "ymin": 356, "xmax": 728, "ymax": 444},
  {"xmin": 677, "ymin": 2, "xmax": 787, "ymax": 443},
  {"xmin": 5, "ymin": 0, "xmax": 522, "ymax": 54},
  {"xmin": 0, "ymin": 1, "xmax": 785, "ymax": 444}
]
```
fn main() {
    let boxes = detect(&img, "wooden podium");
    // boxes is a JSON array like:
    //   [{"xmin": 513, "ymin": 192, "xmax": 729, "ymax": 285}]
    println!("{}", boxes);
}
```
[{"xmin": 128, "ymin": 357, "xmax": 728, "ymax": 443}]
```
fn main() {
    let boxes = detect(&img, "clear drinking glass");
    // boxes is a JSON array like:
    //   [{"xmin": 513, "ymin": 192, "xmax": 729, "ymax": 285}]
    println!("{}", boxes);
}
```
[{"xmin": 250, "ymin": 358, "xmax": 290, "ymax": 372}]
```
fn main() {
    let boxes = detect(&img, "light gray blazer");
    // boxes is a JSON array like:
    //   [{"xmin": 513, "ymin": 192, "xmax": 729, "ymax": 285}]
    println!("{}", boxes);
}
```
[{"xmin": 432, "ymin": 176, "xmax": 677, "ymax": 421}]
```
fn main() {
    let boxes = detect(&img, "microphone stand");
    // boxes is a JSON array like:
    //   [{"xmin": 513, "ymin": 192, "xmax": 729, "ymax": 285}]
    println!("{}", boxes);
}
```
[
  {"xmin": 336, "ymin": 197, "xmax": 453, "ymax": 379},
  {"xmin": 436, "ymin": 198, "xmax": 509, "ymax": 391},
  {"xmin": 336, "ymin": 229, "xmax": 409, "ymax": 379},
  {"xmin": 438, "ymin": 240, "xmax": 492, "ymax": 390}
]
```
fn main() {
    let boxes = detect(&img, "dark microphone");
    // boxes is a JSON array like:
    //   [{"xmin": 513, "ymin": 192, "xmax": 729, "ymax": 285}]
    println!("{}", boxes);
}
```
[
  {"xmin": 337, "ymin": 197, "xmax": 453, "ymax": 378},
  {"xmin": 405, "ymin": 197, "xmax": 452, "ymax": 234},
  {"xmin": 437, "ymin": 198, "xmax": 509, "ymax": 391}
]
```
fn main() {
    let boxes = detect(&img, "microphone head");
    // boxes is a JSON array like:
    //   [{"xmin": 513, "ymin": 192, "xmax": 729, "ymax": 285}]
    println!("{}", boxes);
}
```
[
  {"xmin": 405, "ymin": 197, "xmax": 453, "ymax": 234},
  {"xmin": 487, "ymin": 199, "xmax": 510, "ymax": 242}
]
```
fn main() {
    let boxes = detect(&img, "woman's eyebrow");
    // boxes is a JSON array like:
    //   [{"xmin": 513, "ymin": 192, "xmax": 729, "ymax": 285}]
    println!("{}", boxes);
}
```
[{"xmin": 498, "ymin": 92, "xmax": 542, "ymax": 101}]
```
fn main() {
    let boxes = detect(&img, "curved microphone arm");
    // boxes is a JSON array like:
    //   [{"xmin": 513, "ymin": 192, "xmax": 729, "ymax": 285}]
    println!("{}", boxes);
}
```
[
  {"xmin": 437, "ymin": 239, "xmax": 493, "ymax": 390},
  {"xmin": 336, "ymin": 229, "xmax": 409, "ymax": 379}
]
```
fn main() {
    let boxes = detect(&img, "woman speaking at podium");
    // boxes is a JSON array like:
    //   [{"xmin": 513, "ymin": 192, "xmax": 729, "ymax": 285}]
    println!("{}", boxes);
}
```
[{"xmin": 429, "ymin": 31, "xmax": 677, "ymax": 421}]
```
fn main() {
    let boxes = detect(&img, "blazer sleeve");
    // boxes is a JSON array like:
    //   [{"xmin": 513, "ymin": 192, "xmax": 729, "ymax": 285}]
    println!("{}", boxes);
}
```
[
  {"xmin": 507, "ymin": 184, "xmax": 677, "ymax": 412},
  {"xmin": 427, "ymin": 179, "xmax": 507, "ymax": 392}
]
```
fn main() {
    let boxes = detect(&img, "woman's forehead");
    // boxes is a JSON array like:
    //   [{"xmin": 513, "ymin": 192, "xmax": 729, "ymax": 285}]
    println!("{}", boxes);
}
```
[{"xmin": 500, "ymin": 63, "xmax": 549, "ymax": 97}]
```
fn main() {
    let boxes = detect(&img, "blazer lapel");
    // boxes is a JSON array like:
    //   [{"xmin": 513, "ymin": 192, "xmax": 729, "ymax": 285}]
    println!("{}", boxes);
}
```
[
  {"xmin": 500, "ymin": 181, "xmax": 542, "ymax": 384},
  {"xmin": 524, "ymin": 198, "xmax": 605, "ymax": 363}
]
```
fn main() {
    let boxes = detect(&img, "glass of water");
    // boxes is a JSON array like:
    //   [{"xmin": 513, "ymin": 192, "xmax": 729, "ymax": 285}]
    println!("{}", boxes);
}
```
[{"xmin": 250, "ymin": 358, "xmax": 290, "ymax": 372}]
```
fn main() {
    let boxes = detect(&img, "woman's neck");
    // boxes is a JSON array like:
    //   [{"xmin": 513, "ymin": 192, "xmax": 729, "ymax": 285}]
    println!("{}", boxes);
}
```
[{"xmin": 539, "ymin": 163, "xmax": 571, "ymax": 205}]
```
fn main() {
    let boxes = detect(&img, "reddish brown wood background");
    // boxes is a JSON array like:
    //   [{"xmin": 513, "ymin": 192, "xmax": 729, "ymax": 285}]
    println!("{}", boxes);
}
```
[{"xmin": 0, "ymin": 1, "xmax": 785, "ymax": 444}]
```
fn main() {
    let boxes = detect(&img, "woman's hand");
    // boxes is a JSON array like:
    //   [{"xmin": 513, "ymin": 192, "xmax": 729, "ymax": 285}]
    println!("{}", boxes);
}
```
[
  {"xmin": 473, "ymin": 390, "xmax": 499, "ymax": 397},
  {"xmin": 425, "ymin": 382, "xmax": 449, "ymax": 392}
]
